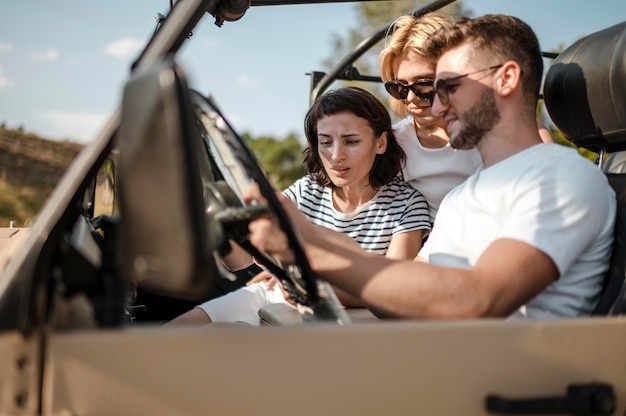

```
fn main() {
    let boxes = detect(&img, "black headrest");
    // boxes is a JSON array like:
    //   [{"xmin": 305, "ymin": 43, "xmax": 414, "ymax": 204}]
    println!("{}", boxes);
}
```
[{"xmin": 544, "ymin": 21, "xmax": 626, "ymax": 153}]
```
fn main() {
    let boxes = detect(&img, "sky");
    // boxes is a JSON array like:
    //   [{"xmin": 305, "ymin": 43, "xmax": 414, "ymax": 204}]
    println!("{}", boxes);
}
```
[{"xmin": 1, "ymin": 0, "xmax": 625, "ymax": 144}]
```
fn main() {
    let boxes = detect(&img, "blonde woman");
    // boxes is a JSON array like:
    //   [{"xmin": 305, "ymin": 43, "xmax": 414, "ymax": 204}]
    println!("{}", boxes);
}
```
[{"xmin": 380, "ymin": 13, "xmax": 554, "ymax": 225}]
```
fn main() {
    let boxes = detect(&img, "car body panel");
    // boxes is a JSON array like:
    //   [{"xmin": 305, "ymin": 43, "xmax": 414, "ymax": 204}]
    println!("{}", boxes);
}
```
[
  {"xmin": 43, "ymin": 318, "xmax": 626, "ymax": 415},
  {"xmin": 0, "ymin": 331, "xmax": 41, "ymax": 415},
  {"xmin": 0, "ymin": 228, "xmax": 29, "ymax": 274}
]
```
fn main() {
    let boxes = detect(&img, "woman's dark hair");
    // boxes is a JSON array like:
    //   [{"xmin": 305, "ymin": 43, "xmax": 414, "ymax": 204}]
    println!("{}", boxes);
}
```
[{"xmin": 303, "ymin": 86, "xmax": 406, "ymax": 189}]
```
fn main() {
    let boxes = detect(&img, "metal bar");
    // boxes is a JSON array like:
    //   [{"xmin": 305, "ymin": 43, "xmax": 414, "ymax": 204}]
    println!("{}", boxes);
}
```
[
  {"xmin": 251, "ymin": 0, "xmax": 387, "ymax": 6},
  {"xmin": 542, "ymin": 51, "xmax": 560, "ymax": 59},
  {"xmin": 131, "ymin": 0, "xmax": 220, "ymax": 72},
  {"xmin": 309, "ymin": 0, "xmax": 458, "ymax": 104}
]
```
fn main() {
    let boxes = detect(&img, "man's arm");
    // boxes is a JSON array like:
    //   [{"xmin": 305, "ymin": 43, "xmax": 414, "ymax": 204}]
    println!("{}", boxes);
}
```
[
  {"xmin": 333, "ymin": 229, "xmax": 426, "ymax": 308},
  {"xmin": 247, "ymin": 191, "xmax": 559, "ymax": 319},
  {"xmin": 353, "ymin": 229, "xmax": 423, "ymax": 309},
  {"xmin": 303, "ymin": 225, "xmax": 558, "ymax": 318}
]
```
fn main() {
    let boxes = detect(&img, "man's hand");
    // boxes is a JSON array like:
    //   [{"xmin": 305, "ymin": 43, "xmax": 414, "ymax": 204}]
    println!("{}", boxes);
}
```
[{"xmin": 243, "ymin": 183, "xmax": 299, "ymax": 265}]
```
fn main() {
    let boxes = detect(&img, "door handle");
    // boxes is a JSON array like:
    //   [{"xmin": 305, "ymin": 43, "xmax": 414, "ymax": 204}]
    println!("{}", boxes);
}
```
[{"xmin": 486, "ymin": 383, "xmax": 615, "ymax": 415}]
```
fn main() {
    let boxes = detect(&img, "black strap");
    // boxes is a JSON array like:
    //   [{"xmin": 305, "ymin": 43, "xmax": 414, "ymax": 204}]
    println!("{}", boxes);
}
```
[{"xmin": 234, "ymin": 263, "xmax": 263, "ymax": 282}]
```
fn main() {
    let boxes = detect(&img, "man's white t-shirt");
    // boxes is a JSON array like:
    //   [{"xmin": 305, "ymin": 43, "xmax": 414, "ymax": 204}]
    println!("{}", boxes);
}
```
[{"xmin": 427, "ymin": 143, "xmax": 616, "ymax": 318}]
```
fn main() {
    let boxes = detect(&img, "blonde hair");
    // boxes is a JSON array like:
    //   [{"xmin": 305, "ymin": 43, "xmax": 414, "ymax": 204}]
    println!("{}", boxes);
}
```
[{"xmin": 379, "ymin": 13, "xmax": 453, "ymax": 117}]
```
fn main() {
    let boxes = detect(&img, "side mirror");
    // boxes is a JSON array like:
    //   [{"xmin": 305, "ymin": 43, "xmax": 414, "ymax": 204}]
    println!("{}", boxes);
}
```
[
  {"xmin": 116, "ymin": 57, "xmax": 217, "ymax": 300},
  {"xmin": 88, "ymin": 158, "xmax": 117, "ymax": 219}
]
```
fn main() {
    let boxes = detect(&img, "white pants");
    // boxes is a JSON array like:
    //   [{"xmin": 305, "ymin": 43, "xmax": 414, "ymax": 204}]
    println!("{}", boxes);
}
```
[{"xmin": 197, "ymin": 281, "xmax": 293, "ymax": 326}]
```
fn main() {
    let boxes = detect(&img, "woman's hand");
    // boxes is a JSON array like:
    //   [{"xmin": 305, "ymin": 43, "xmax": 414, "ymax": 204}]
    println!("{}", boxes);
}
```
[
  {"xmin": 246, "ymin": 270, "xmax": 297, "ymax": 306},
  {"xmin": 246, "ymin": 270, "xmax": 277, "ymax": 289}
]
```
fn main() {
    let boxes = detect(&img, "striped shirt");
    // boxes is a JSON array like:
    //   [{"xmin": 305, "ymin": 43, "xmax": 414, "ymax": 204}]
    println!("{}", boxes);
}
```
[{"xmin": 283, "ymin": 175, "xmax": 431, "ymax": 256}]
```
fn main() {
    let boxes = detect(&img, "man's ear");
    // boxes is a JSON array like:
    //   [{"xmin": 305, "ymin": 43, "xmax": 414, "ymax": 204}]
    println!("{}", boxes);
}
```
[
  {"xmin": 377, "ymin": 132, "xmax": 388, "ymax": 154},
  {"xmin": 497, "ymin": 61, "xmax": 522, "ymax": 97}
]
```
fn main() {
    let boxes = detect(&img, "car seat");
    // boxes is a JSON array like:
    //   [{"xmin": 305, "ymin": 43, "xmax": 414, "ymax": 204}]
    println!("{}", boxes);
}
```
[{"xmin": 544, "ymin": 20, "xmax": 626, "ymax": 315}]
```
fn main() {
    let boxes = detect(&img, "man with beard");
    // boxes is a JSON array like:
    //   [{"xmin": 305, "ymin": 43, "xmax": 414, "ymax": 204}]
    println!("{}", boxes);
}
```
[{"xmin": 244, "ymin": 14, "xmax": 616, "ymax": 319}]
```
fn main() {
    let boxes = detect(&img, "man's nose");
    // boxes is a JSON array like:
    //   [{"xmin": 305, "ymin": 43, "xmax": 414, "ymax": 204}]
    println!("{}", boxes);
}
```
[{"xmin": 430, "ymin": 93, "xmax": 448, "ymax": 117}]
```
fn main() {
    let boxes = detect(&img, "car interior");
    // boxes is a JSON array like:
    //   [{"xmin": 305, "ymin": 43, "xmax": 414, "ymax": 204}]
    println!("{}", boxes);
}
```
[
  {"xmin": 36, "ymin": 14, "xmax": 626, "ymax": 332},
  {"xmin": 122, "ymin": 15, "xmax": 626, "ymax": 325}
]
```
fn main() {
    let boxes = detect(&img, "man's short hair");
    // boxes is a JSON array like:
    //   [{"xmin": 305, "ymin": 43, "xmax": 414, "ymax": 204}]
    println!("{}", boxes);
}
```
[{"xmin": 423, "ymin": 14, "xmax": 543, "ymax": 109}]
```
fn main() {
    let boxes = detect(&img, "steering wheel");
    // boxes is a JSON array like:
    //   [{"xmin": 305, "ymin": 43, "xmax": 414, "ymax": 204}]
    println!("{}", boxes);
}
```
[{"xmin": 191, "ymin": 91, "xmax": 350, "ymax": 325}]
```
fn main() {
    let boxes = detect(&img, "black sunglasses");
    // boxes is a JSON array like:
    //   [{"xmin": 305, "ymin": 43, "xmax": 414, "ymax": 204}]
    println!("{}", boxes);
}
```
[
  {"xmin": 384, "ymin": 78, "xmax": 434, "ymax": 102},
  {"xmin": 430, "ymin": 65, "xmax": 503, "ymax": 106}
]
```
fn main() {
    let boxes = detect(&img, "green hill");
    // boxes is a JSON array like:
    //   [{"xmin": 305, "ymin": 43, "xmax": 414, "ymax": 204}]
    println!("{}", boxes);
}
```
[{"xmin": 0, "ymin": 126, "xmax": 83, "ymax": 227}]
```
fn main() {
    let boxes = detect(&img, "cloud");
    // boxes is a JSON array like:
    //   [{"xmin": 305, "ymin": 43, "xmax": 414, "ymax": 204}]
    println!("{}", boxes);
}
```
[
  {"xmin": 104, "ymin": 37, "xmax": 146, "ymax": 59},
  {"xmin": 197, "ymin": 37, "xmax": 220, "ymax": 49},
  {"xmin": 235, "ymin": 74, "xmax": 260, "ymax": 87},
  {"xmin": 28, "ymin": 48, "xmax": 58, "ymax": 62},
  {"xmin": 0, "ymin": 41, "xmax": 13, "ymax": 52},
  {"xmin": 0, "ymin": 65, "xmax": 13, "ymax": 89},
  {"xmin": 39, "ymin": 110, "xmax": 109, "ymax": 143}
]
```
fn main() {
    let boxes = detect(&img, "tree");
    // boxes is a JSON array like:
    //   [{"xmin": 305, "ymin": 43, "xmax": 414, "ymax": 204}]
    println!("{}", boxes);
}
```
[
  {"xmin": 242, "ymin": 132, "xmax": 306, "ymax": 190},
  {"xmin": 322, "ymin": 1, "xmax": 469, "ymax": 82},
  {"xmin": 319, "ymin": 1, "xmax": 469, "ymax": 121},
  {"xmin": 325, "ymin": 2, "xmax": 600, "ymax": 163}
]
